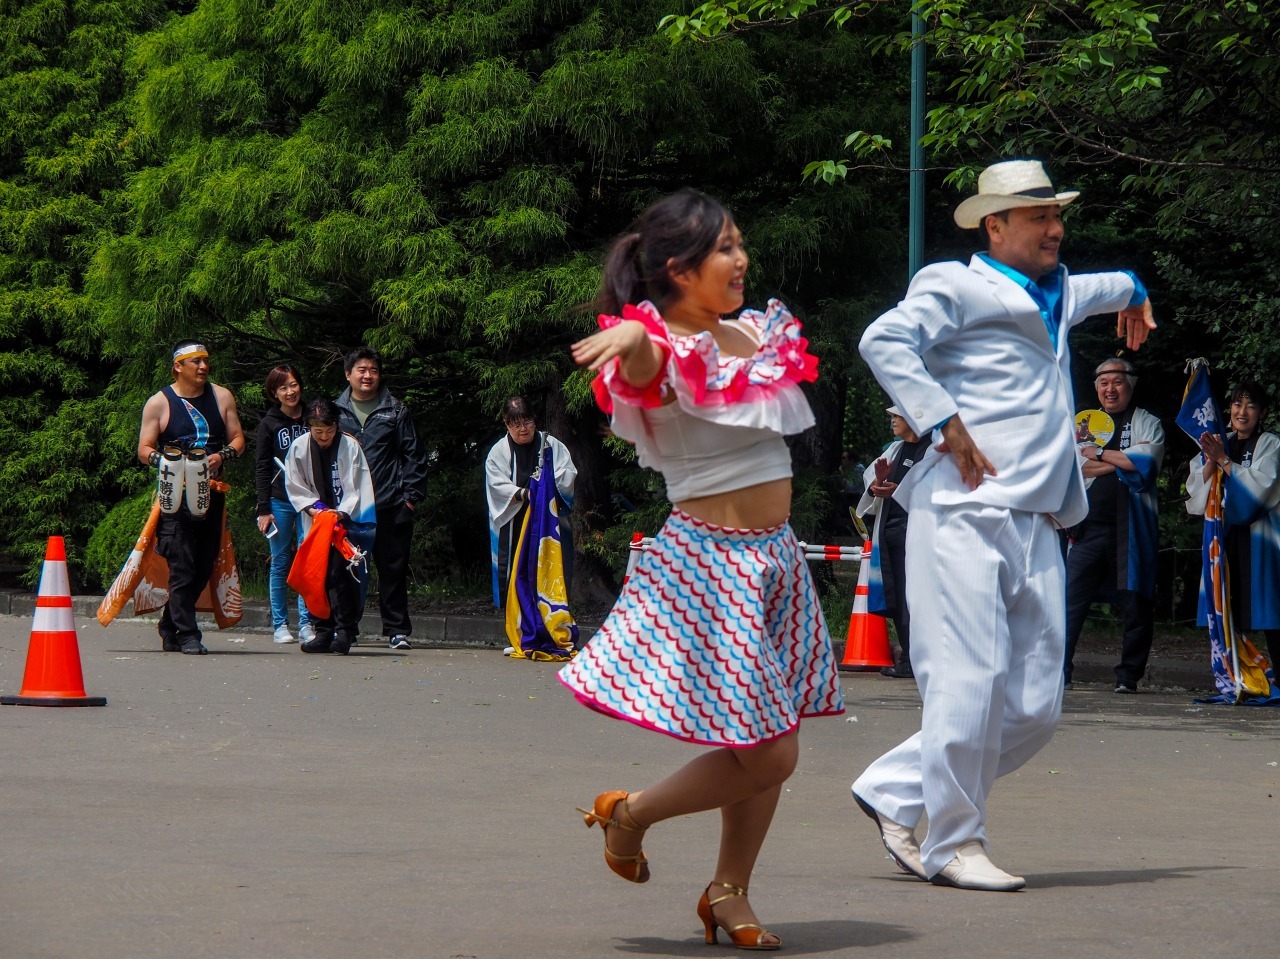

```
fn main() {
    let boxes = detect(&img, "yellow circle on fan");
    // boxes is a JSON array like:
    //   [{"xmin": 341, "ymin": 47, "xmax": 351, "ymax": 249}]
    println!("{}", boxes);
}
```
[{"xmin": 1075, "ymin": 409, "xmax": 1116, "ymax": 446}]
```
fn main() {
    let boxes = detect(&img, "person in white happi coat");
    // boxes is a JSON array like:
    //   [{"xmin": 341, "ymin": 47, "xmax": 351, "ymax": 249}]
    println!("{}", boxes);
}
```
[
  {"xmin": 1186, "ymin": 380, "xmax": 1280, "ymax": 662},
  {"xmin": 485, "ymin": 396, "xmax": 577, "ymax": 607},
  {"xmin": 857, "ymin": 406, "xmax": 932, "ymax": 679},
  {"xmin": 1063, "ymin": 358, "xmax": 1165, "ymax": 693},
  {"xmin": 852, "ymin": 159, "xmax": 1157, "ymax": 891}
]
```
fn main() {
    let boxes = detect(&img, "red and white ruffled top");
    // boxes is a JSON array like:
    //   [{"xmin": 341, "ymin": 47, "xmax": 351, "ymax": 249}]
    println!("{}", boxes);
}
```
[{"xmin": 591, "ymin": 299, "xmax": 818, "ymax": 501}]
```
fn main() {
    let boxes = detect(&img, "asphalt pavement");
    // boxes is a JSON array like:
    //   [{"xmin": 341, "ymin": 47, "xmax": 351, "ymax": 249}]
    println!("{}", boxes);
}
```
[{"xmin": 1, "ymin": 612, "xmax": 1277, "ymax": 959}]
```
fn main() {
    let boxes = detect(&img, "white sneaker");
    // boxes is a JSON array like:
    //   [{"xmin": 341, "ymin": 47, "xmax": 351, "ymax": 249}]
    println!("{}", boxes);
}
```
[
  {"xmin": 273, "ymin": 626, "xmax": 297, "ymax": 644},
  {"xmin": 930, "ymin": 841, "xmax": 1025, "ymax": 891},
  {"xmin": 298, "ymin": 623, "xmax": 316, "ymax": 643}
]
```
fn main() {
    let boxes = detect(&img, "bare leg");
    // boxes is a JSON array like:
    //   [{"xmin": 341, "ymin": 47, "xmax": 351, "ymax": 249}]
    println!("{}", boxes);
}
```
[
  {"xmin": 603, "ymin": 731, "xmax": 798, "ymax": 942},
  {"xmin": 625, "ymin": 730, "xmax": 799, "ymax": 826},
  {"xmin": 704, "ymin": 783, "xmax": 785, "ymax": 945}
]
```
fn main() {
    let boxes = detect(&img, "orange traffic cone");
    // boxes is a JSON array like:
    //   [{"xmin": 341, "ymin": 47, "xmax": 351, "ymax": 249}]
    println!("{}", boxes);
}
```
[
  {"xmin": 837, "ymin": 540, "xmax": 893, "ymax": 672},
  {"xmin": 1, "ymin": 537, "xmax": 107, "ymax": 707}
]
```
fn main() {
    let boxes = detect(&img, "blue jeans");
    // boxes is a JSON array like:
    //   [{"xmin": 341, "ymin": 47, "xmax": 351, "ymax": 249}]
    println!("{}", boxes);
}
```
[{"xmin": 268, "ymin": 498, "xmax": 311, "ymax": 631}]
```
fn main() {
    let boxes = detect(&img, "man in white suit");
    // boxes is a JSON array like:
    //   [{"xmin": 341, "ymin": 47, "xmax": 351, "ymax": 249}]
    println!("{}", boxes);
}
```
[{"xmin": 851, "ymin": 160, "xmax": 1157, "ymax": 891}]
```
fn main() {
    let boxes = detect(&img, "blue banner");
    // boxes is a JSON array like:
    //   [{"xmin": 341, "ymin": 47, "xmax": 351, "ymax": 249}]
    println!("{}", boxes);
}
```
[
  {"xmin": 1175, "ymin": 364, "xmax": 1223, "ymax": 444},
  {"xmin": 1179, "ymin": 362, "xmax": 1280, "ymax": 704}
]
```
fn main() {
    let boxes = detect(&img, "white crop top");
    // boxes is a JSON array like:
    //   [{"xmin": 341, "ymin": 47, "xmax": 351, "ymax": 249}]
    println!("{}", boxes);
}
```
[
  {"xmin": 590, "ymin": 299, "xmax": 818, "ymax": 502},
  {"xmin": 634, "ymin": 403, "xmax": 795, "ymax": 501}
]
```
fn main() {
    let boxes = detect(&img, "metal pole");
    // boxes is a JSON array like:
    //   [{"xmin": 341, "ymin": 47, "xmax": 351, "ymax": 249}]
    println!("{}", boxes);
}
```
[{"xmin": 908, "ymin": 6, "xmax": 926, "ymax": 280}]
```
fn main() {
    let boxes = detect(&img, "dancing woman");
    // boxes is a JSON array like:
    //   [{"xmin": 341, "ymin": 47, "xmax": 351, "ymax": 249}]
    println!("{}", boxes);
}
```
[{"xmin": 559, "ymin": 189, "xmax": 844, "ymax": 951}]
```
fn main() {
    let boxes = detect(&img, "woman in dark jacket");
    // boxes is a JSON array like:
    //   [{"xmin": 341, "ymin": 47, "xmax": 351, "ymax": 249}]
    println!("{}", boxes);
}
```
[{"xmin": 255, "ymin": 365, "xmax": 312, "ymax": 644}]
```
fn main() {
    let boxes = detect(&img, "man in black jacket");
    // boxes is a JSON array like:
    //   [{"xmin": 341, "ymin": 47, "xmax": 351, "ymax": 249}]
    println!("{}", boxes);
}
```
[{"xmin": 335, "ymin": 348, "xmax": 429, "ymax": 649}]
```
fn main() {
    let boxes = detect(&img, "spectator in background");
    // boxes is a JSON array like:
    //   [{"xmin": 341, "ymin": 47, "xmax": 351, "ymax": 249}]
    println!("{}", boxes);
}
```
[
  {"xmin": 136, "ymin": 340, "xmax": 245, "ymax": 655},
  {"xmin": 285, "ymin": 399, "xmax": 377, "ymax": 656},
  {"xmin": 254, "ymin": 364, "xmax": 311, "ymax": 645},
  {"xmin": 1186, "ymin": 380, "xmax": 1280, "ymax": 664},
  {"xmin": 485, "ymin": 396, "xmax": 577, "ymax": 609},
  {"xmin": 857, "ymin": 406, "xmax": 931, "ymax": 679},
  {"xmin": 335, "ymin": 348, "xmax": 428, "ymax": 650},
  {"xmin": 1063, "ymin": 358, "xmax": 1164, "ymax": 693}
]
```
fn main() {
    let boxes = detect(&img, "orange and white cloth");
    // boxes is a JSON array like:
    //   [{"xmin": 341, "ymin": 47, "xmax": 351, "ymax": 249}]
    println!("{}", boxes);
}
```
[
  {"xmin": 96, "ymin": 484, "xmax": 242, "ymax": 628},
  {"xmin": 286, "ymin": 510, "xmax": 365, "ymax": 619}
]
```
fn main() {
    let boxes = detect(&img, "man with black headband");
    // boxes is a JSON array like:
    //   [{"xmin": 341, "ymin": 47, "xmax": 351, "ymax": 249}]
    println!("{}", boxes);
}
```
[
  {"xmin": 137, "ymin": 340, "xmax": 245, "ymax": 655},
  {"xmin": 1063, "ymin": 358, "xmax": 1164, "ymax": 693}
]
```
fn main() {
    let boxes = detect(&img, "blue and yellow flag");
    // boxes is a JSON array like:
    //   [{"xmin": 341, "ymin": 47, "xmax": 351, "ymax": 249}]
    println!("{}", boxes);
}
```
[
  {"xmin": 1178, "ymin": 360, "xmax": 1279, "ymax": 704},
  {"xmin": 504, "ymin": 445, "xmax": 578, "ymax": 662}
]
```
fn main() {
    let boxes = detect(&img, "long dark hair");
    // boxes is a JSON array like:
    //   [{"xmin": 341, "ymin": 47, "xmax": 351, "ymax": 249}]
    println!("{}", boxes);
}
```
[{"xmin": 597, "ymin": 188, "xmax": 732, "ymax": 314}]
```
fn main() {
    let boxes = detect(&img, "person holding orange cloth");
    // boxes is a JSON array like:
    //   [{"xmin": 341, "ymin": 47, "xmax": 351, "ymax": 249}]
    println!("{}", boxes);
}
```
[{"xmin": 284, "ymin": 399, "xmax": 376, "ymax": 655}]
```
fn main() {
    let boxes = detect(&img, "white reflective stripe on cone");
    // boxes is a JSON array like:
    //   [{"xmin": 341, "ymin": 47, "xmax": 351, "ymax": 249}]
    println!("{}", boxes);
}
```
[
  {"xmin": 32, "ymin": 605, "xmax": 76, "ymax": 632},
  {"xmin": 36, "ymin": 559, "xmax": 70, "ymax": 598}
]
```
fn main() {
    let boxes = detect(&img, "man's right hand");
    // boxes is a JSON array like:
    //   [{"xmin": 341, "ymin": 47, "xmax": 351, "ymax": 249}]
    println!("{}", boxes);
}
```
[{"xmin": 936, "ymin": 416, "xmax": 997, "ymax": 491}]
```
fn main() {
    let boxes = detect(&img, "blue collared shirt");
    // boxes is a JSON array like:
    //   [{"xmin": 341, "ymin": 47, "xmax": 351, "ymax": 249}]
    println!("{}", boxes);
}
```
[{"xmin": 977, "ymin": 254, "xmax": 1147, "ymax": 351}]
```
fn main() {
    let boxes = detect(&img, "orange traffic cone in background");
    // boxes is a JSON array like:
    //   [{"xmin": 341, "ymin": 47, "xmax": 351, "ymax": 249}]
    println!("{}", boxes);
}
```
[
  {"xmin": 2, "ymin": 537, "xmax": 107, "ymax": 707},
  {"xmin": 838, "ymin": 540, "xmax": 893, "ymax": 672}
]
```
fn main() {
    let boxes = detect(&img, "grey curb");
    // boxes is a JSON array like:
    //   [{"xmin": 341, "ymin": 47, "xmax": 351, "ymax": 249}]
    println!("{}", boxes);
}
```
[{"xmin": 0, "ymin": 589, "xmax": 1212, "ymax": 690}]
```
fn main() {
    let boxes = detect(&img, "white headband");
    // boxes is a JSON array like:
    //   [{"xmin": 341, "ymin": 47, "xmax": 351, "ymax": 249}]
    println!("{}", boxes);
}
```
[{"xmin": 173, "ymin": 344, "xmax": 208, "ymax": 362}]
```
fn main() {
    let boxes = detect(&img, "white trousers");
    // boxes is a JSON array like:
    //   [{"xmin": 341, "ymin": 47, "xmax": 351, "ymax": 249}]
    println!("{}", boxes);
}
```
[{"xmin": 852, "ymin": 498, "xmax": 1065, "ymax": 875}]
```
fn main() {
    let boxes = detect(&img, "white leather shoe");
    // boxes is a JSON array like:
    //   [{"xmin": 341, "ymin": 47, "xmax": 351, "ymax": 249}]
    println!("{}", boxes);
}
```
[
  {"xmin": 930, "ymin": 841, "xmax": 1025, "ymax": 891},
  {"xmin": 853, "ymin": 793, "xmax": 926, "ymax": 880}
]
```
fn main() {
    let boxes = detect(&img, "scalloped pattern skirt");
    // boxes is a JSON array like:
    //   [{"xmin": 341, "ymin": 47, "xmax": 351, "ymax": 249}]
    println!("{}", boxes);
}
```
[{"xmin": 558, "ymin": 508, "xmax": 844, "ymax": 747}]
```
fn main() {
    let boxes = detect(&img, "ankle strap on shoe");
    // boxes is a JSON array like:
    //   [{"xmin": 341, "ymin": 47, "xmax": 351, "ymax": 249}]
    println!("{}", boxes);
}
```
[{"xmin": 707, "ymin": 881, "xmax": 748, "ymax": 905}]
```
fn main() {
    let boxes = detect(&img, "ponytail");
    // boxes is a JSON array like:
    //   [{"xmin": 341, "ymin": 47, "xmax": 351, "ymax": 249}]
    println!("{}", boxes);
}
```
[
  {"xmin": 592, "ymin": 189, "xmax": 731, "ymax": 316},
  {"xmin": 599, "ymin": 233, "xmax": 644, "ymax": 316}
]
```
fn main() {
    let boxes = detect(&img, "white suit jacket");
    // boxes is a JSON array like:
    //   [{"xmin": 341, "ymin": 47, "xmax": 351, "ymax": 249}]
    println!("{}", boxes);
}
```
[{"xmin": 860, "ymin": 255, "xmax": 1137, "ymax": 527}]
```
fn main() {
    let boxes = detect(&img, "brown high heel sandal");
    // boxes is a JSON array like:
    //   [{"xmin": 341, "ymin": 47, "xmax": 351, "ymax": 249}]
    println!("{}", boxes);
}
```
[
  {"xmin": 697, "ymin": 882, "xmax": 781, "ymax": 951},
  {"xmin": 576, "ymin": 790, "xmax": 650, "ymax": 883}
]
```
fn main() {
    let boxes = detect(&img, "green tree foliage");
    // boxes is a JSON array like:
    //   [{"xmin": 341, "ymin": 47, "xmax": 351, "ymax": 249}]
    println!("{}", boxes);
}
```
[
  {"xmin": 0, "ymin": 0, "xmax": 170, "ymax": 584},
  {"xmin": 662, "ymin": 0, "xmax": 1280, "ymax": 391},
  {"xmin": 661, "ymin": 0, "xmax": 1280, "ymax": 618},
  {"xmin": 0, "ymin": 0, "xmax": 904, "ymax": 596}
]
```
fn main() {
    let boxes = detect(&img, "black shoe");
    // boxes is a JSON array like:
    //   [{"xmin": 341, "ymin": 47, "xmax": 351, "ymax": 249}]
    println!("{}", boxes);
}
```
[
  {"xmin": 1114, "ymin": 682, "xmax": 1137, "ymax": 694},
  {"xmin": 880, "ymin": 663, "xmax": 914, "ymax": 678},
  {"xmin": 161, "ymin": 633, "xmax": 181, "ymax": 652},
  {"xmin": 300, "ymin": 635, "xmax": 333, "ymax": 654},
  {"xmin": 330, "ymin": 633, "xmax": 353, "ymax": 656},
  {"xmin": 1063, "ymin": 681, "xmax": 1074, "ymax": 691},
  {"xmin": 180, "ymin": 638, "xmax": 207, "ymax": 655},
  {"xmin": 388, "ymin": 634, "xmax": 411, "ymax": 650}
]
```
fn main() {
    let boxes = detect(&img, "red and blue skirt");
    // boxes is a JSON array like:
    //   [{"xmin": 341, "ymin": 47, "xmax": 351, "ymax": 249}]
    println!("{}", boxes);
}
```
[{"xmin": 558, "ymin": 509, "xmax": 844, "ymax": 747}]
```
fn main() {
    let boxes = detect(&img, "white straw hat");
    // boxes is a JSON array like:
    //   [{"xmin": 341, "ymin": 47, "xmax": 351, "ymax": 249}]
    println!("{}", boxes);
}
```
[{"xmin": 953, "ymin": 160, "xmax": 1080, "ymax": 230}]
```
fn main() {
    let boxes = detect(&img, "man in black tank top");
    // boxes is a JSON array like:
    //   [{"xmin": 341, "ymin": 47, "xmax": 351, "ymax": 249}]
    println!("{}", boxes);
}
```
[{"xmin": 137, "ymin": 340, "xmax": 246, "ymax": 654}]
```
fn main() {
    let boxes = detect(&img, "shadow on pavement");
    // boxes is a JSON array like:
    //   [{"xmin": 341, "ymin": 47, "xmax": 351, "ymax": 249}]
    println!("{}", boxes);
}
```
[
  {"xmin": 613, "ymin": 919, "xmax": 914, "ymax": 955},
  {"xmin": 1028, "ymin": 864, "xmax": 1234, "ymax": 889}
]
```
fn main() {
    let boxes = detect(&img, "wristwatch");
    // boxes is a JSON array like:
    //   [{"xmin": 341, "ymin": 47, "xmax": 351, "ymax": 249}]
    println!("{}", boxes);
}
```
[{"xmin": 1094, "ymin": 446, "xmax": 1105, "ymax": 461}]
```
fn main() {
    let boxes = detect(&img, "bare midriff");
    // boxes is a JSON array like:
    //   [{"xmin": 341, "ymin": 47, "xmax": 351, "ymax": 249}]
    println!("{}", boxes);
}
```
[{"xmin": 675, "ymin": 477, "xmax": 792, "ymax": 530}]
